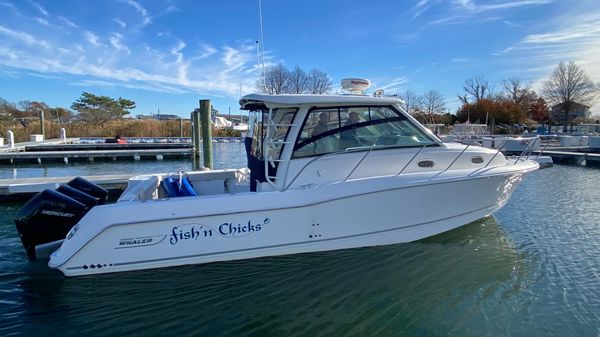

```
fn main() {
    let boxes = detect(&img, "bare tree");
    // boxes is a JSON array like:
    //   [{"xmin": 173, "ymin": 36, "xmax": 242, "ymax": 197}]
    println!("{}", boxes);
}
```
[
  {"xmin": 460, "ymin": 75, "xmax": 492, "ymax": 104},
  {"xmin": 306, "ymin": 68, "xmax": 332, "ymax": 94},
  {"xmin": 398, "ymin": 89, "xmax": 421, "ymax": 114},
  {"xmin": 421, "ymin": 89, "xmax": 446, "ymax": 123},
  {"xmin": 502, "ymin": 78, "xmax": 534, "ymax": 105},
  {"xmin": 258, "ymin": 63, "xmax": 290, "ymax": 94},
  {"xmin": 542, "ymin": 61, "xmax": 598, "ymax": 130},
  {"xmin": 288, "ymin": 66, "xmax": 308, "ymax": 94},
  {"xmin": 257, "ymin": 65, "xmax": 332, "ymax": 95}
]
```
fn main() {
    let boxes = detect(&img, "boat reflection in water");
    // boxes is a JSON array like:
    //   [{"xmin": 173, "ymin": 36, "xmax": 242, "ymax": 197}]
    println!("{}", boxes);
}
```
[{"xmin": 11, "ymin": 215, "xmax": 529, "ymax": 336}]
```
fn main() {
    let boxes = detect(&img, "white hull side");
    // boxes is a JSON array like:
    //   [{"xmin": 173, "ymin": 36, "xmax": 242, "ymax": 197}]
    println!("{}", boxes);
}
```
[{"xmin": 51, "ymin": 173, "xmax": 523, "ymax": 276}]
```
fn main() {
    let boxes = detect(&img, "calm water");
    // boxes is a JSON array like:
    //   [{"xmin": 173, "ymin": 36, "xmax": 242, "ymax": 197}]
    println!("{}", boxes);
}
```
[
  {"xmin": 1, "ymin": 155, "xmax": 599, "ymax": 336},
  {"xmin": 0, "ymin": 143, "xmax": 248, "ymax": 179}
]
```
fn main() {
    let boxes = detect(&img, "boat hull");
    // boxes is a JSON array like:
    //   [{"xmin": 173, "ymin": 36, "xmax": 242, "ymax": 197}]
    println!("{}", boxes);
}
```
[{"xmin": 49, "ymin": 170, "xmax": 527, "ymax": 276}]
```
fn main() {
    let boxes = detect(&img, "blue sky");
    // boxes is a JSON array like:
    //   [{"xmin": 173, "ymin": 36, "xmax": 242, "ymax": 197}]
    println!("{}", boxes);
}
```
[{"xmin": 0, "ymin": 0, "xmax": 599, "ymax": 117}]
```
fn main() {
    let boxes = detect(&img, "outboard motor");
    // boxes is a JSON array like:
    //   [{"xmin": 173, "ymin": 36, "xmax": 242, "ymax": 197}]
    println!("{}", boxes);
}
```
[
  {"xmin": 14, "ymin": 177, "xmax": 108, "ymax": 259},
  {"xmin": 56, "ymin": 184, "xmax": 101, "ymax": 208},
  {"xmin": 67, "ymin": 177, "xmax": 108, "ymax": 205}
]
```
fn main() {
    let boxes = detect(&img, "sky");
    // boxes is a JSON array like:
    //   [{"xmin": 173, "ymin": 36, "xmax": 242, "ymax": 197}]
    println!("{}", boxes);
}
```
[{"xmin": 0, "ymin": 0, "xmax": 599, "ymax": 117}]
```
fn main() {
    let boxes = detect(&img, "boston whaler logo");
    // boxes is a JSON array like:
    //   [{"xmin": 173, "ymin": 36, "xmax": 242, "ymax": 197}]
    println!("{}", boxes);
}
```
[
  {"xmin": 116, "ymin": 235, "xmax": 166, "ymax": 249},
  {"xmin": 169, "ymin": 218, "xmax": 271, "ymax": 245}
]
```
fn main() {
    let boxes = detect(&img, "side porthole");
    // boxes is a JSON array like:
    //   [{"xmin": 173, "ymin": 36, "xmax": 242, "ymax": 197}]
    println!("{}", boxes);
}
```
[
  {"xmin": 418, "ymin": 160, "xmax": 435, "ymax": 168},
  {"xmin": 471, "ymin": 156, "xmax": 485, "ymax": 164}
]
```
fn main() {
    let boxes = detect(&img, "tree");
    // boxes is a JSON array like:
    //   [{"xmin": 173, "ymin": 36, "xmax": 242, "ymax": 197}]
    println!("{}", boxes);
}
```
[
  {"xmin": 258, "ymin": 63, "xmax": 290, "ymax": 94},
  {"xmin": 398, "ymin": 89, "xmax": 421, "ymax": 114},
  {"xmin": 459, "ymin": 75, "xmax": 493, "ymax": 104},
  {"xmin": 528, "ymin": 97, "xmax": 550, "ymax": 123},
  {"xmin": 421, "ymin": 89, "xmax": 446, "ymax": 118},
  {"xmin": 0, "ymin": 98, "xmax": 18, "ymax": 119},
  {"xmin": 542, "ymin": 61, "xmax": 598, "ymax": 130},
  {"xmin": 257, "ymin": 65, "xmax": 332, "ymax": 95},
  {"xmin": 17, "ymin": 100, "xmax": 51, "ymax": 118},
  {"xmin": 502, "ymin": 78, "xmax": 533, "ymax": 105},
  {"xmin": 50, "ymin": 107, "xmax": 73, "ymax": 123},
  {"xmin": 0, "ymin": 98, "xmax": 18, "ymax": 135},
  {"xmin": 456, "ymin": 98, "xmax": 526, "ymax": 128},
  {"xmin": 306, "ymin": 68, "xmax": 332, "ymax": 94},
  {"xmin": 288, "ymin": 66, "xmax": 308, "ymax": 94},
  {"xmin": 71, "ymin": 92, "xmax": 135, "ymax": 125}
]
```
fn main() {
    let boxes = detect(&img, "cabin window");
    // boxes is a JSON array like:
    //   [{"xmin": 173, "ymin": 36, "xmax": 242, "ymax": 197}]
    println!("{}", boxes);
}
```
[
  {"xmin": 248, "ymin": 108, "xmax": 297, "ymax": 161},
  {"xmin": 266, "ymin": 108, "xmax": 297, "ymax": 160},
  {"xmin": 292, "ymin": 106, "xmax": 437, "ymax": 159}
]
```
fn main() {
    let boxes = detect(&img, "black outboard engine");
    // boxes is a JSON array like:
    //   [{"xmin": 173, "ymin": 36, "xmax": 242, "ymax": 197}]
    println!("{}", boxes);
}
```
[
  {"xmin": 67, "ymin": 177, "xmax": 109, "ymax": 205},
  {"xmin": 14, "ymin": 177, "xmax": 108, "ymax": 259}
]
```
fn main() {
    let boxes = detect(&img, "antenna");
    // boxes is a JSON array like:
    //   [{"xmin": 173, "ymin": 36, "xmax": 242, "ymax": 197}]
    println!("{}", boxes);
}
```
[
  {"xmin": 256, "ymin": 40, "xmax": 262, "ymax": 89},
  {"xmin": 258, "ymin": 0, "xmax": 266, "ymax": 86}
]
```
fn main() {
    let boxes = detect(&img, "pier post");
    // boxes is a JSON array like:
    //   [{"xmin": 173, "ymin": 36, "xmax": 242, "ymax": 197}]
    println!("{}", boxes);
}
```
[
  {"xmin": 8, "ymin": 130, "xmax": 14, "ymax": 149},
  {"xmin": 60, "ymin": 128, "xmax": 66, "ymax": 143},
  {"xmin": 191, "ymin": 108, "xmax": 201, "ymax": 170},
  {"xmin": 179, "ymin": 118, "xmax": 184, "ymax": 137},
  {"xmin": 39, "ymin": 109, "xmax": 45, "ymax": 140},
  {"xmin": 199, "ymin": 99, "xmax": 213, "ymax": 169}
]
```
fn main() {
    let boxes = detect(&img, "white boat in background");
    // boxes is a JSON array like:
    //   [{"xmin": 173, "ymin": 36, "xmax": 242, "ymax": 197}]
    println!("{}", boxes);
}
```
[
  {"xmin": 441, "ymin": 123, "xmax": 488, "ymax": 144},
  {"xmin": 15, "ymin": 85, "xmax": 539, "ymax": 276}
]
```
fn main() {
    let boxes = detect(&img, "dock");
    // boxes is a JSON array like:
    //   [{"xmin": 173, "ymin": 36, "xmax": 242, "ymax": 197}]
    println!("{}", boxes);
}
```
[
  {"xmin": 0, "ymin": 174, "xmax": 135, "ymax": 200},
  {"xmin": 533, "ymin": 150, "xmax": 600, "ymax": 167},
  {"xmin": 0, "ymin": 148, "xmax": 192, "ymax": 164}
]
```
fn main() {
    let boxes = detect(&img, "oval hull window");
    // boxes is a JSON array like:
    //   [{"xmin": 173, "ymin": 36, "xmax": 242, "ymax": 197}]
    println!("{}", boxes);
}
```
[
  {"xmin": 471, "ymin": 156, "xmax": 485, "ymax": 164},
  {"xmin": 418, "ymin": 160, "xmax": 435, "ymax": 168}
]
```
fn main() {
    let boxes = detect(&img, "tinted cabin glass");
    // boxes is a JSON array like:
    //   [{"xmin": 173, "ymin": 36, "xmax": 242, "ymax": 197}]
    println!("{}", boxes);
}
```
[{"xmin": 292, "ymin": 106, "xmax": 436, "ymax": 159}]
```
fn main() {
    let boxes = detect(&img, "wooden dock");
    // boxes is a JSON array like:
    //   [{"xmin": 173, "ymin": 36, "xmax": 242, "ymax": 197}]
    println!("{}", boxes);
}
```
[{"xmin": 0, "ymin": 174, "xmax": 135, "ymax": 200}]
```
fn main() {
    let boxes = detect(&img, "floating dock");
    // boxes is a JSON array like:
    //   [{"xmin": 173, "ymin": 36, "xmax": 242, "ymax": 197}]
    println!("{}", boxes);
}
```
[
  {"xmin": 0, "ymin": 148, "xmax": 192, "ymax": 164},
  {"xmin": 533, "ymin": 150, "xmax": 600, "ymax": 167},
  {"xmin": 0, "ymin": 174, "xmax": 134, "ymax": 200}
]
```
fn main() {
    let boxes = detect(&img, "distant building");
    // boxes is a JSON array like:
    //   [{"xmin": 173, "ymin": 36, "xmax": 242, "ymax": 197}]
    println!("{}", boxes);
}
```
[
  {"xmin": 152, "ymin": 113, "xmax": 181, "ymax": 121},
  {"xmin": 550, "ymin": 102, "xmax": 591, "ymax": 123}
]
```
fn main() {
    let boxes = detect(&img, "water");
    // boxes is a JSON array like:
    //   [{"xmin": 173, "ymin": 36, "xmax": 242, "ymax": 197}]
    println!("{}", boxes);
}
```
[
  {"xmin": 0, "ymin": 143, "xmax": 248, "ymax": 179},
  {"xmin": 1, "ymin": 157, "xmax": 600, "ymax": 336}
]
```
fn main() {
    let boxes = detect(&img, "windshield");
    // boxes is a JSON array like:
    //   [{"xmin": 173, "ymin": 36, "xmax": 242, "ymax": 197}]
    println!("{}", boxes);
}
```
[{"xmin": 292, "ymin": 106, "xmax": 437, "ymax": 159}]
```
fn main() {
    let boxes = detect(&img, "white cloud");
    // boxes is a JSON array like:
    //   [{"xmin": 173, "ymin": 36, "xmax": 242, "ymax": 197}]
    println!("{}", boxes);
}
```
[
  {"xmin": 113, "ymin": 18, "xmax": 127, "ymax": 29},
  {"xmin": 0, "ymin": 25, "xmax": 49, "ymax": 48},
  {"xmin": 380, "ymin": 77, "xmax": 409, "ymax": 91},
  {"xmin": 109, "ymin": 33, "xmax": 132, "ymax": 55},
  {"xmin": 411, "ymin": 0, "xmax": 431, "ymax": 19},
  {"xmin": 503, "ymin": 20, "xmax": 523, "ymax": 28},
  {"xmin": 35, "ymin": 17, "xmax": 49, "ymax": 26},
  {"xmin": 499, "ymin": 10, "xmax": 600, "ymax": 111},
  {"xmin": 432, "ymin": 0, "xmax": 552, "ymax": 26},
  {"xmin": 193, "ymin": 44, "xmax": 218, "ymax": 60},
  {"xmin": 0, "ymin": 1, "xmax": 18, "ymax": 11},
  {"xmin": 58, "ymin": 16, "xmax": 79, "ymax": 29},
  {"xmin": 27, "ymin": 0, "xmax": 47, "ymax": 16},
  {"xmin": 122, "ymin": 0, "xmax": 152, "ymax": 26},
  {"xmin": 84, "ymin": 31, "xmax": 101, "ymax": 46}
]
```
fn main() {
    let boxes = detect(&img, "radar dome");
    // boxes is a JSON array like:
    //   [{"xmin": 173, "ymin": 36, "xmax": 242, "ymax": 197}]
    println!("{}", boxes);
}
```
[{"xmin": 340, "ymin": 78, "xmax": 371, "ymax": 95}]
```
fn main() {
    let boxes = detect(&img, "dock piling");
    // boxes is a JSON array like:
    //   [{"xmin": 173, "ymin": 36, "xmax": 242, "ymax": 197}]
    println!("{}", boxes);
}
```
[
  {"xmin": 7, "ymin": 130, "xmax": 14, "ymax": 149},
  {"xmin": 191, "ymin": 107, "xmax": 201, "ymax": 170},
  {"xmin": 199, "ymin": 99, "xmax": 213, "ymax": 169}
]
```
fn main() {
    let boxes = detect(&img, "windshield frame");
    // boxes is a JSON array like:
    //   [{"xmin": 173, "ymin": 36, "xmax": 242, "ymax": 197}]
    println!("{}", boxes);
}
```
[{"xmin": 291, "ymin": 105, "xmax": 440, "ymax": 159}]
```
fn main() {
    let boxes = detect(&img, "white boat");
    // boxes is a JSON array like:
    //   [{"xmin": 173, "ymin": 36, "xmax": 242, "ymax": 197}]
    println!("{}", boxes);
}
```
[
  {"xmin": 441, "ymin": 123, "xmax": 488, "ymax": 144},
  {"xmin": 16, "ymin": 93, "xmax": 538, "ymax": 276}
]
